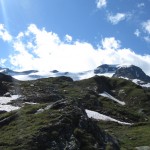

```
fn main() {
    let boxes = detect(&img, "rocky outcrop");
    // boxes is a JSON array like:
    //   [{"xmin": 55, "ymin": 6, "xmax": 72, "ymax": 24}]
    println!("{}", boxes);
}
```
[
  {"xmin": 113, "ymin": 65, "xmax": 150, "ymax": 82},
  {"xmin": 0, "ymin": 73, "xmax": 15, "ymax": 96},
  {"xmin": 31, "ymin": 100, "xmax": 120, "ymax": 150},
  {"xmin": 94, "ymin": 64, "xmax": 117, "ymax": 74},
  {"xmin": 0, "ymin": 73, "xmax": 15, "ymax": 82}
]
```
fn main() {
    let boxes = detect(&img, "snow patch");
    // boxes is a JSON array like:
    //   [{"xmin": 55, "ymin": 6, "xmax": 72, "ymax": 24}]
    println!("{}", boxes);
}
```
[
  {"xmin": 85, "ymin": 109, "xmax": 132, "ymax": 125},
  {"xmin": 24, "ymin": 102, "xmax": 37, "ymax": 105},
  {"xmin": 0, "ymin": 105, "xmax": 20, "ymax": 112},
  {"xmin": 0, "ymin": 95, "xmax": 21, "ymax": 104},
  {"xmin": 0, "ymin": 95, "xmax": 21, "ymax": 112},
  {"xmin": 99, "ymin": 91, "xmax": 125, "ymax": 105},
  {"xmin": 97, "ymin": 72, "xmax": 114, "ymax": 78},
  {"xmin": 36, "ymin": 104, "xmax": 53, "ymax": 114},
  {"xmin": 132, "ymin": 79, "xmax": 150, "ymax": 88},
  {"xmin": 141, "ymin": 83, "xmax": 150, "ymax": 88}
]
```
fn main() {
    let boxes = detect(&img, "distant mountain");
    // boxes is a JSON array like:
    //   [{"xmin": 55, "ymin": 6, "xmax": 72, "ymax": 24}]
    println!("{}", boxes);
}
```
[
  {"xmin": 0, "ymin": 64, "xmax": 150, "ymax": 87},
  {"xmin": 94, "ymin": 64, "xmax": 117, "ymax": 74},
  {"xmin": 0, "ymin": 73, "xmax": 15, "ymax": 82},
  {"xmin": 0, "ymin": 67, "xmax": 38, "ymax": 76},
  {"xmin": 113, "ymin": 65, "xmax": 150, "ymax": 82},
  {"xmin": 94, "ymin": 64, "xmax": 150, "ymax": 87}
]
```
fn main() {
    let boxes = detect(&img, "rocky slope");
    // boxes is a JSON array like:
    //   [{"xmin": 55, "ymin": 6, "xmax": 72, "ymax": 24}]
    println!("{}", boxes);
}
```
[{"xmin": 0, "ymin": 73, "xmax": 150, "ymax": 149}]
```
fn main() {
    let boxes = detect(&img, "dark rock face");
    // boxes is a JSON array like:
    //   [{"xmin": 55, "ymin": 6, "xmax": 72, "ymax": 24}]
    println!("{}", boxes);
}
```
[
  {"xmin": 0, "ymin": 73, "xmax": 14, "ymax": 82},
  {"xmin": 51, "ymin": 70, "xmax": 59, "ymax": 73},
  {"xmin": 0, "ymin": 82, "xmax": 7, "ymax": 96},
  {"xmin": 94, "ymin": 64, "xmax": 117, "ymax": 74},
  {"xmin": 113, "ymin": 65, "xmax": 150, "ymax": 82},
  {"xmin": 0, "ymin": 73, "xmax": 15, "ymax": 96}
]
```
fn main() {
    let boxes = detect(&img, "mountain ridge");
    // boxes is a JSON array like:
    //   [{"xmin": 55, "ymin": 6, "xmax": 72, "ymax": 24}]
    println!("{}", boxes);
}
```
[{"xmin": 1, "ymin": 64, "xmax": 150, "ymax": 87}]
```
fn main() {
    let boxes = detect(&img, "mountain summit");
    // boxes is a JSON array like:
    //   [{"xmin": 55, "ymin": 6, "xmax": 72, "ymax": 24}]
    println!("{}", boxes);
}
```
[{"xmin": 113, "ymin": 65, "xmax": 150, "ymax": 82}]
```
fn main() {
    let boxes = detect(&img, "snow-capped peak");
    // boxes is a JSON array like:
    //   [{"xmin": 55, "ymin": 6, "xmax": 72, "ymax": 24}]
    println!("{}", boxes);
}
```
[{"xmin": 117, "ymin": 63, "xmax": 132, "ymax": 68}]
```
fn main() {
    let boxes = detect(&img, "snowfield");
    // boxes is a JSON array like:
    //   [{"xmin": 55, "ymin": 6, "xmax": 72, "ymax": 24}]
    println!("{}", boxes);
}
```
[
  {"xmin": 85, "ymin": 109, "xmax": 132, "ymax": 125},
  {"xmin": 0, "ymin": 95, "xmax": 21, "ymax": 112},
  {"xmin": 10, "ymin": 67, "xmax": 150, "ymax": 88},
  {"xmin": 13, "ymin": 69, "xmax": 115, "ymax": 81},
  {"xmin": 99, "ymin": 91, "xmax": 125, "ymax": 105}
]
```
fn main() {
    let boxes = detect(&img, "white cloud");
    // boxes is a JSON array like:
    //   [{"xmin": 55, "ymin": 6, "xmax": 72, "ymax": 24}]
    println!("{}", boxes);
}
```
[
  {"xmin": 107, "ymin": 13, "xmax": 127, "ymax": 25},
  {"xmin": 0, "ymin": 24, "xmax": 12, "ymax": 42},
  {"xmin": 142, "ymin": 20, "xmax": 150, "ymax": 34},
  {"xmin": 65, "ymin": 34, "xmax": 72, "ymax": 42},
  {"xmin": 137, "ymin": 3, "xmax": 145, "ymax": 8},
  {"xmin": 16, "ymin": 32, "xmax": 24, "ymax": 39},
  {"xmin": 9, "ymin": 24, "xmax": 98, "ymax": 72},
  {"xmin": 0, "ymin": 24, "xmax": 149, "ymax": 76},
  {"xmin": 101, "ymin": 37, "xmax": 121, "ymax": 50},
  {"xmin": 96, "ymin": 0, "xmax": 107, "ymax": 9},
  {"xmin": 144, "ymin": 36, "xmax": 150, "ymax": 43},
  {"xmin": 0, "ymin": 58, "xmax": 7, "ymax": 67},
  {"xmin": 134, "ymin": 29, "xmax": 140, "ymax": 37}
]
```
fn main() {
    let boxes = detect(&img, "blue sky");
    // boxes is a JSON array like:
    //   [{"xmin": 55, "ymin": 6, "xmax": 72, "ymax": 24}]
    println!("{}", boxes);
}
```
[{"xmin": 0, "ymin": 0, "xmax": 150, "ymax": 74}]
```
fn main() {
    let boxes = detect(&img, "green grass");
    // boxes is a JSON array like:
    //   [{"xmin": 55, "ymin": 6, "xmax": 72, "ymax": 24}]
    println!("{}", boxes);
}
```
[
  {"xmin": 0, "ymin": 104, "xmax": 63, "ymax": 149},
  {"xmin": 98, "ymin": 121, "xmax": 150, "ymax": 149}
]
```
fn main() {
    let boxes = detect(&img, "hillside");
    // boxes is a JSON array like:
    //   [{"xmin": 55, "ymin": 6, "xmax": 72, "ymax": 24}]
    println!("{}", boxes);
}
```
[{"xmin": 0, "ymin": 73, "xmax": 150, "ymax": 149}]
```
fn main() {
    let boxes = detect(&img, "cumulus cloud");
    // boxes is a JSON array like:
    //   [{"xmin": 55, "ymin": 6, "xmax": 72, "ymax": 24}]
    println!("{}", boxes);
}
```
[
  {"xmin": 0, "ymin": 24, "xmax": 150, "ymax": 75},
  {"xmin": 96, "ymin": 0, "xmax": 107, "ymax": 9},
  {"xmin": 142, "ymin": 20, "xmax": 150, "ymax": 34},
  {"xmin": 0, "ymin": 24, "xmax": 12, "ymax": 42},
  {"xmin": 107, "ymin": 13, "xmax": 127, "ymax": 25},
  {"xmin": 101, "ymin": 37, "xmax": 121, "ymax": 50},
  {"xmin": 9, "ymin": 24, "xmax": 98, "ymax": 72}
]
